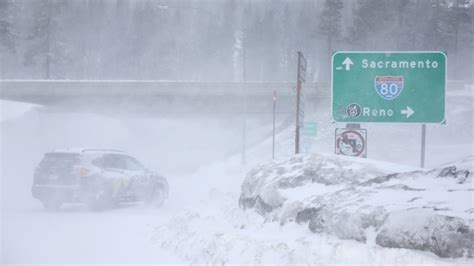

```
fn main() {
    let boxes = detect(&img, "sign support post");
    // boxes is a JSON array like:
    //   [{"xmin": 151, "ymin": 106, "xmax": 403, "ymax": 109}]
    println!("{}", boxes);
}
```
[
  {"xmin": 420, "ymin": 124, "xmax": 426, "ymax": 168},
  {"xmin": 295, "ymin": 86, "xmax": 301, "ymax": 154}
]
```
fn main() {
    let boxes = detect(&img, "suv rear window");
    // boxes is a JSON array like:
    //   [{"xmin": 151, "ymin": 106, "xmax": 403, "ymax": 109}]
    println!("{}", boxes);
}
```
[
  {"xmin": 40, "ymin": 153, "xmax": 80, "ymax": 167},
  {"xmin": 35, "ymin": 153, "xmax": 81, "ymax": 184}
]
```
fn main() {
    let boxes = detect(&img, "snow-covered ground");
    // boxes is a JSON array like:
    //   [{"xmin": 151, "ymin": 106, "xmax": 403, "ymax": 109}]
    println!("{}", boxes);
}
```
[
  {"xmin": 3, "ymin": 207, "xmax": 181, "ymax": 264},
  {"xmin": 152, "ymin": 160, "xmax": 473, "ymax": 265},
  {"xmin": 1, "ymin": 83, "xmax": 473, "ymax": 265}
]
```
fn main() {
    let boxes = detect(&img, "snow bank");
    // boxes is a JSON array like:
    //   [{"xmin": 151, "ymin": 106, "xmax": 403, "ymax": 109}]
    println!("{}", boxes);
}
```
[
  {"xmin": 152, "ymin": 189, "xmax": 470, "ymax": 265},
  {"xmin": 0, "ymin": 100, "xmax": 39, "ymax": 122},
  {"xmin": 239, "ymin": 154, "xmax": 474, "ymax": 258}
]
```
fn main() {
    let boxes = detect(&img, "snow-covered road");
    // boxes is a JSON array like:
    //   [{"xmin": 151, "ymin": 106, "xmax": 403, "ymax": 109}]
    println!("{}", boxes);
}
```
[{"xmin": 3, "ymin": 207, "xmax": 181, "ymax": 264}]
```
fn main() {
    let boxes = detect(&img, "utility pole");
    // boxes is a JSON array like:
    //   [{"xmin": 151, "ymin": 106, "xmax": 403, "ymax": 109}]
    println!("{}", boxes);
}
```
[
  {"xmin": 295, "ymin": 51, "xmax": 306, "ymax": 154},
  {"xmin": 272, "ymin": 89, "xmax": 276, "ymax": 159},
  {"xmin": 241, "ymin": 29, "xmax": 247, "ymax": 165}
]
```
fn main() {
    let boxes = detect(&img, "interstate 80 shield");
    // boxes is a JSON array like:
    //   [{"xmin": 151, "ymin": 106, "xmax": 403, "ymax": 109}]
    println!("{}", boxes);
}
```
[{"xmin": 374, "ymin": 75, "xmax": 404, "ymax": 101}]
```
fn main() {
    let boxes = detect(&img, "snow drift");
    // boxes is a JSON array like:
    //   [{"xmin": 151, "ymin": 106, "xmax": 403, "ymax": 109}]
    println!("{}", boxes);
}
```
[{"xmin": 239, "ymin": 154, "xmax": 473, "ymax": 258}]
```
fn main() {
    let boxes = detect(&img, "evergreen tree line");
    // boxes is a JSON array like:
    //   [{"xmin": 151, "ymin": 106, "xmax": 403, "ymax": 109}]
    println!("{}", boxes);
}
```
[{"xmin": 0, "ymin": 0, "xmax": 472, "ymax": 81}]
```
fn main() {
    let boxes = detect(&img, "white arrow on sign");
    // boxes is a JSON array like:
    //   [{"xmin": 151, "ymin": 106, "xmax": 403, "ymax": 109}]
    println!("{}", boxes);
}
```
[
  {"xmin": 401, "ymin": 106, "xmax": 415, "ymax": 118},
  {"xmin": 342, "ymin": 57, "xmax": 354, "ymax": 71}
]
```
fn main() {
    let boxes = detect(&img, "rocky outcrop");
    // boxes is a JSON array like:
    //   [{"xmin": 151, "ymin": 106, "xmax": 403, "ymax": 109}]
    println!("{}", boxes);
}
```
[{"xmin": 239, "ymin": 154, "xmax": 474, "ymax": 258}]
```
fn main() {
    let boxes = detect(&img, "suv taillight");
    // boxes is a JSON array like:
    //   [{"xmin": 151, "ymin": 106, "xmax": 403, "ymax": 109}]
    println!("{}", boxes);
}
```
[{"xmin": 78, "ymin": 167, "xmax": 90, "ymax": 177}]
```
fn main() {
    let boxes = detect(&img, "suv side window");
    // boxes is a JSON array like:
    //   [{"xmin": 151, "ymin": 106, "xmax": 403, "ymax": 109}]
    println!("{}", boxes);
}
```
[
  {"xmin": 91, "ymin": 157, "xmax": 105, "ymax": 168},
  {"xmin": 101, "ymin": 154, "xmax": 127, "ymax": 170}
]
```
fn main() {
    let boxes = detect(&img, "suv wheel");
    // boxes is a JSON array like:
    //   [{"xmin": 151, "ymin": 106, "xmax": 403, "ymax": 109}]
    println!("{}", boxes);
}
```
[
  {"xmin": 42, "ymin": 198, "xmax": 62, "ymax": 211},
  {"xmin": 145, "ymin": 185, "xmax": 167, "ymax": 207}
]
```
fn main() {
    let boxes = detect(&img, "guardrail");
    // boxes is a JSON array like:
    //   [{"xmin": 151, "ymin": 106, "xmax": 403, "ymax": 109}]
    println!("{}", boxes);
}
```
[{"xmin": 0, "ymin": 80, "xmax": 330, "ymax": 105}]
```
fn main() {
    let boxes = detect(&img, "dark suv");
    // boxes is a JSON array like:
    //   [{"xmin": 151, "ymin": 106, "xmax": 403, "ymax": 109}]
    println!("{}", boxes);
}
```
[{"xmin": 32, "ymin": 148, "xmax": 169, "ymax": 210}]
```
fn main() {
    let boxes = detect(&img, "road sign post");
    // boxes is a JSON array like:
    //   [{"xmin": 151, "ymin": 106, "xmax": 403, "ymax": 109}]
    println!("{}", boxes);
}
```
[
  {"xmin": 421, "ymin": 124, "xmax": 426, "ymax": 168},
  {"xmin": 332, "ymin": 52, "xmax": 446, "ymax": 124}
]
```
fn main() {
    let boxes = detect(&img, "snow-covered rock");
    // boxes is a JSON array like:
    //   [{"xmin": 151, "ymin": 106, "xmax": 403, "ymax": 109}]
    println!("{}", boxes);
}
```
[
  {"xmin": 152, "ymin": 189, "xmax": 471, "ymax": 265},
  {"xmin": 239, "ymin": 154, "xmax": 399, "ymax": 214},
  {"xmin": 239, "ymin": 153, "xmax": 473, "ymax": 258},
  {"xmin": 376, "ymin": 209, "xmax": 474, "ymax": 258}
]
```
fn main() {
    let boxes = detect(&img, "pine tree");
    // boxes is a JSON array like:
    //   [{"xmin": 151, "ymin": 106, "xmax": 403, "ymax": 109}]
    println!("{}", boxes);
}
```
[
  {"xmin": 0, "ymin": 0, "xmax": 18, "ymax": 78},
  {"xmin": 318, "ymin": 0, "xmax": 343, "ymax": 55},
  {"xmin": 318, "ymin": 0, "xmax": 343, "ymax": 81},
  {"xmin": 260, "ymin": 7, "xmax": 279, "ymax": 80},
  {"xmin": 0, "ymin": 0, "xmax": 16, "ymax": 53},
  {"xmin": 437, "ymin": 0, "xmax": 472, "ymax": 79},
  {"xmin": 24, "ymin": 0, "xmax": 66, "ymax": 79},
  {"xmin": 279, "ymin": 4, "xmax": 293, "ymax": 80},
  {"xmin": 131, "ymin": 0, "xmax": 159, "ymax": 79}
]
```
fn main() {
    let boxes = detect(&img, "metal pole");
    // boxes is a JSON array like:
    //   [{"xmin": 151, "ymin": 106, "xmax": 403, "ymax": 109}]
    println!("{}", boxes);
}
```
[
  {"xmin": 295, "ymin": 52, "xmax": 302, "ymax": 154},
  {"xmin": 241, "ymin": 29, "xmax": 247, "ymax": 165},
  {"xmin": 420, "ymin": 124, "xmax": 426, "ymax": 168},
  {"xmin": 272, "ymin": 89, "xmax": 276, "ymax": 159}
]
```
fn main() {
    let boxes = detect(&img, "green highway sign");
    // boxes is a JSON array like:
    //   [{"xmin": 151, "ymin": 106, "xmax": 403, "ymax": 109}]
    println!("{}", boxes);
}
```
[
  {"xmin": 301, "ymin": 122, "xmax": 317, "ymax": 136},
  {"xmin": 332, "ymin": 51, "xmax": 446, "ymax": 123}
]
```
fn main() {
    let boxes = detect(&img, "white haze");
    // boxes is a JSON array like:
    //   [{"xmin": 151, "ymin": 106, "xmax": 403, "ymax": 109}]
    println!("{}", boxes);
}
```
[{"xmin": 1, "ymin": 0, "xmax": 473, "ymax": 264}]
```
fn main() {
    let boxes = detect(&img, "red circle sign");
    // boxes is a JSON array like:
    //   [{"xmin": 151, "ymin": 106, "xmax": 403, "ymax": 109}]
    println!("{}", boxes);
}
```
[{"xmin": 336, "ymin": 130, "xmax": 366, "ymax": 157}]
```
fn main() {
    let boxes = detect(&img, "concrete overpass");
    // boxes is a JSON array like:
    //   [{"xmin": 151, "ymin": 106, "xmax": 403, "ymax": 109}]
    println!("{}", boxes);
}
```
[{"xmin": 0, "ymin": 80, "xmax": 330, "ymax": 114}]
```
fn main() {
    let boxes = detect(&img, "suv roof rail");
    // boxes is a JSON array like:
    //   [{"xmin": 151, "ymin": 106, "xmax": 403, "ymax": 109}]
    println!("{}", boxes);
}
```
[
  {"xmin": 81, "ymin": 149, "xmax": 125, "ymax": 153},
  {"xmin": 50, "ymin": 148, "xmax": 126, "ymax": 154}
]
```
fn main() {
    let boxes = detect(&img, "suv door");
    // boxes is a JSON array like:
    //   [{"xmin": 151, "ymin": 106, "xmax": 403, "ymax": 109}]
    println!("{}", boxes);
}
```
[
  {"xmin": 122, "ymin": 156, "xmax": 146, "ymax": 172},
  {"xmin": 94, "ymin": 154, "xmax": 131, "ymax": 196}
]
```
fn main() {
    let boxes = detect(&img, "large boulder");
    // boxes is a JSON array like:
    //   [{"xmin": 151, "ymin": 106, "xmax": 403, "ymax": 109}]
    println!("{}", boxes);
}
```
[
  {"xmin": 239, "ymin": 154, "xmax": 474, "ymax": 258},
  {"xmin": 239, "ymin": 154, "xmax": 391, "ymax": 214}
]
